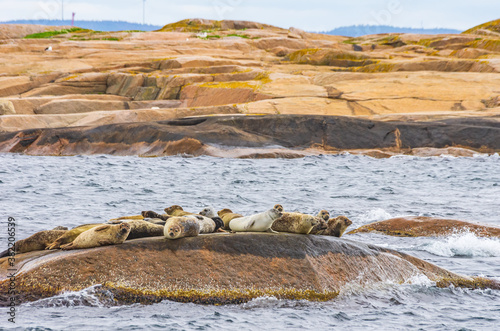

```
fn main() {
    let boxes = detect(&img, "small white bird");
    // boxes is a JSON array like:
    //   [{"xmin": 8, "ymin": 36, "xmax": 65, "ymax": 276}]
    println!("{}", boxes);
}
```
[{"xmin": 45, "ymin": 46, "xmax": 52, "ymax": 51}]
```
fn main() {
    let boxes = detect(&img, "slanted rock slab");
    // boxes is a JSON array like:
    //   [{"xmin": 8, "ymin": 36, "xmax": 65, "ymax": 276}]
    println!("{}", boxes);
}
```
[{"xmin": 1, "ymin": 233, "xmax": 498, "ymax": 305}]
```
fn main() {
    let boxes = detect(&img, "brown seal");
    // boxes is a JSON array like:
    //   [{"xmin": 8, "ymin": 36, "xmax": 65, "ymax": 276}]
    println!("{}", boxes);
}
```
[
  {"xmin": 217, "ymin": 208, "xmax": 243, "ymax": 230},
  {"xmin": 271, "ymin": 212, "xmax": 323, "ymax": 234},
  {"xmin": 164, "ymin": 216, "xmax": 201, "ymax": 239},
  {"xmin": 141, "ymin": 211, "xmax": 170, "ymax": 221},
  {"xmin": 46, "ymin": 223, "xmax": 103, "ymax": 250},
  {"xmin": 164, "ymin": 205, "xmax": 195, "ymax": 216},
  {"xmin": 0, "ymin": 229, "xmax": 68, "ymax": 257},
  {"xmin": 61, "ymin": 223, "xmax": 131, "ymax": 250},
  {"xmin": 308, "ymin": 210, "xmax": 330, "ymax": 234},
  {"xmin": 315, "ymin": 216, "xmax": 353, "ymax": 237}
]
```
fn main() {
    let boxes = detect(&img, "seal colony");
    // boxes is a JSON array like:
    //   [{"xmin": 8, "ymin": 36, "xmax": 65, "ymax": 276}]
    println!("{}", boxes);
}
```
[{"xmin": 0, "ymin": 204, "xmax": 352, "ymax": 257}]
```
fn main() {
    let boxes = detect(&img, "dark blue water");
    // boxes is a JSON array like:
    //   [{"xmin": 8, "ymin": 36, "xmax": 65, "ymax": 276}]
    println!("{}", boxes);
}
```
[{"xmin": 0, "ymin": 153, "xmax": 499, "ymax": 330}]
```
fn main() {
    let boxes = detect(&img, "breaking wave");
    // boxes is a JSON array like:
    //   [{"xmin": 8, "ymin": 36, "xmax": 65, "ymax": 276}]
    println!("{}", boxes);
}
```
[{"xmin": 420, "ymin": 231, "xmax": 500, "ymax": 257}]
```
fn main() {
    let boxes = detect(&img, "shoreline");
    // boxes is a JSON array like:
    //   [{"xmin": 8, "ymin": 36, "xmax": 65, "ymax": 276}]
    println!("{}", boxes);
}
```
[{"xmin": 0, "ymin": 115, "xmax": 498, "ymax": 158}]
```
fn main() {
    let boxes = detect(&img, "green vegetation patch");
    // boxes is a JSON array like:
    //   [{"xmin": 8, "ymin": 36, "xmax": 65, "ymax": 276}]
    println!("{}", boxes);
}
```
[
  {"xmin": 24, "ymin": 28, "xmax": 88, "ymax": 39},
  {"xmin": 197, "ymin": 34, "xmax": 221, "ymax": 40}
]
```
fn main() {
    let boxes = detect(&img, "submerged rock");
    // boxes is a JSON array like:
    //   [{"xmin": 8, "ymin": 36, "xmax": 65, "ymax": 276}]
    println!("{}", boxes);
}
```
[
  {"xmin": 348, "ymin": 216, "xmax": 500, "ymax": 237},
  {"xmin": 0, "ymin": 233, "xmax": 498, "ymax": 306}
]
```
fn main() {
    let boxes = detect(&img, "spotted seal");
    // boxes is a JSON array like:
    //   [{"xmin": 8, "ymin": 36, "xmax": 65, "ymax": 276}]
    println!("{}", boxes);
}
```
[
  {"xmin": 164, "ymin": 216, "xmax": 201, "ymax": 240},
  {"xmin": 271, "ymin": 212, "xmax": 324, "ymax": 234}
]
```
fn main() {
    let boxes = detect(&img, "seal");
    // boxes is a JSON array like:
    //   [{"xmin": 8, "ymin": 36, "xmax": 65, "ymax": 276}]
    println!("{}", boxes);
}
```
[
  {"xmin": 164, "ymin": 205, "xmax": 195, "ymax": 216},
  {"xmin": 309, "ymin": 217, "xmax": 328, "ymax": 234},
  {"xmin": 141, "ymin": 210, "xmax": 170, "ymax": 221},
  {"xmin": 61, "ymin": 223, "xmax": 131, "ymax": 250},
  {"xmin": 164, "ymin": 216, "xmax": 200, "ymax": 240},
  {"xmin": 273, "ymin": 204, "xmax": 284, "ymax": 212},
  {"xmin": 308, "ymin": 210, "xmax": 330, "ymax": 234},
  {"xmin": 217, "ymin": 208, "xmax": 243, "ymax": 230},
  {"xmin": 271, "ymin": 212, "xmax": 323, "ymax": 234},
  {"xmin": 199, "ymin": 207, "xmax": 217, "ymax": 218},
  {"xmin": 0, "ymin": 229, "xmax": 68, "ymax": 257},
  {"xmin": 199, "ymin": 207, "xmax": 225, "ymax": 232},
  {"xmin": 180, "ymin": 214, "xmax": 220, "ymax": 233},
  {"xmin": 125, "ymin": 219, "xmax": 165, "ymax": 240},
  {"xmin": 229, "ymin": 209, "xmax": 282, "ymax": 233},
  {"xmin": 46, "ymin": 223, "xmax": 103, "ymax": 250},
  {"xmin": 317, "ymin": 210, "xmax": 330, "ymax": 222},
  {"xmin": 316, "ymin": 216, "xmax": 353, "ymax": 237}
]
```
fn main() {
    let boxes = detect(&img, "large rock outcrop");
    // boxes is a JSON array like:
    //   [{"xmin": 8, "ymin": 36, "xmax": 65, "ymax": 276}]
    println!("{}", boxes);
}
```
[
  {"xmin": 1, "ymin": 233, "xmax": 497, "ymax": 305},
  {"xmin": 0, "ymin": 19, "xmax": 499, "ymax": 155},
  {"xmin": 0, "ymin": 115, "xmax": 498, "ymax": 157},
  {"xmin": 348, "ymin": 217, "xmax": 500, "ymax": 237}
]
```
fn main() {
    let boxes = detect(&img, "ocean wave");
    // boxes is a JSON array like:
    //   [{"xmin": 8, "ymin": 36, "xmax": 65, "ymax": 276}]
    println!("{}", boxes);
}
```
[
  {"xmin": 25, "ymin": 285, "xmax": 114, "ymax": 308},
  {"xmin": 356, "ymin": 208, "xmax": 393, "ymax": 225},
  {"xmin": 419, "ymin": 231, "xmax": 500, "ymax": 257}
]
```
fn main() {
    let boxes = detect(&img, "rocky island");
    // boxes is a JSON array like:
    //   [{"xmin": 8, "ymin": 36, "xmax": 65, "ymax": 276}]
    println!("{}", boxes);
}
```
[
  {"xmin": 1, "ymin": 18, "xmax": 500, "ymax": 307},
  {"xmin": 0, "ymin": 18, "xmax": 499, "ymax": 157}
]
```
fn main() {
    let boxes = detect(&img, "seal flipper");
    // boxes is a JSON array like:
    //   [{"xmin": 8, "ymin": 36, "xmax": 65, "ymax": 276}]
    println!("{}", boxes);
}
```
[
  {"xmin": 142, "ymin": 211, "xmax": 169, "ymax": 221},
  {"xmin": 60, "ymin": 243, "xmax": 74, "ymax": 250},
  {"xmin": 94, "ymin": 225, "xmax": 111, "ymax": 232}
]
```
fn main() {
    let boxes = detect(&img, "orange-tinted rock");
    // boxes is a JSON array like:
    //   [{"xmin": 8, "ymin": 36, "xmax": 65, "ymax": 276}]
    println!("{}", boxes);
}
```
[
  {"xmin": 1, "ymin": 233, "xmax": 496, "ymax": 305},
  {"xmin": 348, "ymin": 216, "xmax": 500, "ymax": 237},
  {"xmin": 180, "ymin": 83, "xmax": 272, "ymax": 107},
  {"xmin": 463, "ymin": 18, "xmax": 500, "ymax": 35}
]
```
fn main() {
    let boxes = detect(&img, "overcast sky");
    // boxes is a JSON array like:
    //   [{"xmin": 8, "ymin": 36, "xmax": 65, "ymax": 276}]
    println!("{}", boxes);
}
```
[{"xmin": 0, "ymin": 0, "xmax": 498, "ymax": 31}]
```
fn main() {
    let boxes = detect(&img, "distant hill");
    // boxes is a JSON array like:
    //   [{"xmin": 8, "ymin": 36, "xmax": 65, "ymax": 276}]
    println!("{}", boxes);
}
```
[
  {"xmin": 463, "ymin": 18, "xmax": 500, "ymax": 35},
  {"xmin": 321, "ymin": 25, "xmax": 461, "ymax": 37},
  {"xmin": 1, "ymin": 20, "xmax": 162, "ymax": 32}
]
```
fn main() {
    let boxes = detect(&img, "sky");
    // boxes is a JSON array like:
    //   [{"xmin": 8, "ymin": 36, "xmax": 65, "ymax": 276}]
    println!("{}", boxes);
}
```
[{"xmin": 0, "ymin": 0, "xmax": 498, "ymax": 32}]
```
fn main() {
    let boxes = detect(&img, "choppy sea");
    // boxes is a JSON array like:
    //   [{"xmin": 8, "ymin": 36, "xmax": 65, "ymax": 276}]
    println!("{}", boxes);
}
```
[{"xmin": 0, "ymin": 153, "xmax": 499, "ymax": 330}]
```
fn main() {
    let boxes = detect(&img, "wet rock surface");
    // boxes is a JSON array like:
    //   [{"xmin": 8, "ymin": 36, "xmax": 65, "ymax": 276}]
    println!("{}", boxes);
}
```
[
  {"xmin": 348, "ymin": 216, "xmax": 500, "ymax": 237},
  {"xmin": 0, "ymin": 115, "xmax": 498, "ymax": 156},
  {"xmin": 1, "ymin": 233, "xmax": 497, "ymax": 305}
]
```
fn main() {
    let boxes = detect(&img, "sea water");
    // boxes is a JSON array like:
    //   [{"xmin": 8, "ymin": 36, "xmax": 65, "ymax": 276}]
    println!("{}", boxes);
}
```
[{"xmin": 0, "ymin": 153, "xmax": 499, "ymax": 330}]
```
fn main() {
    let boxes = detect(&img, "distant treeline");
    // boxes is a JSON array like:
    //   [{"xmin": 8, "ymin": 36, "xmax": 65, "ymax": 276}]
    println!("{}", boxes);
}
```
[
  {"xmin": 1, "ymin": 20, "xmax": 162, "ymax": 32},
  {"xmin": 321, "ymin": 25, "xmax": 462, "ymax": 37}
]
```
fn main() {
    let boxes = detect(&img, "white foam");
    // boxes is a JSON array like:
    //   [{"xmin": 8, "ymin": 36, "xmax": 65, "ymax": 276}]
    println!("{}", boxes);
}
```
[
  {"xmin": 404, "ymin": 274, "xmax": 435, "ymax": 287},
  {"xmin": 25, "ymin": 284, "xmax": 112, "ymax": 308},
  {"xmin": 420, "ymin": 231, "xmax": 500, "ymax": 257},
  {"xmin": 356, "ymin": 208, "xmax": 393, "ymax": 225}
]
